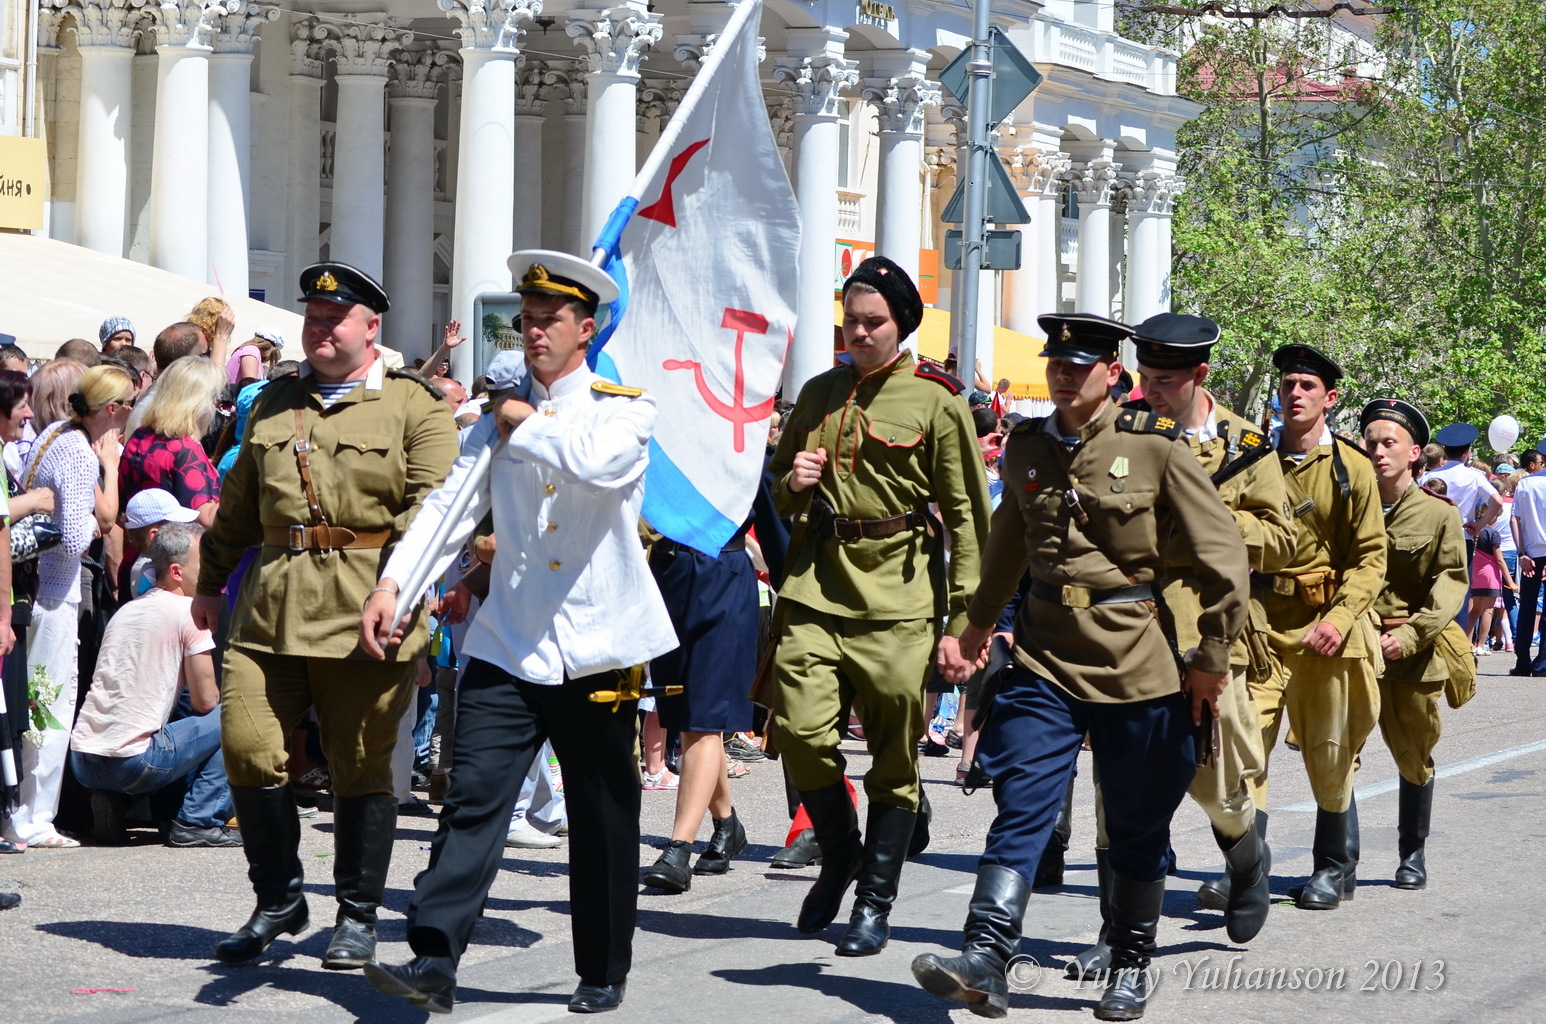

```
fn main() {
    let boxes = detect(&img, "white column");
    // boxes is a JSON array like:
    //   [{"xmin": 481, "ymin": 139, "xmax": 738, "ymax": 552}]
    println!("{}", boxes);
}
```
[
  {"xmin": 385, "ymin": 49, "xmax": 445, "ymax": 362},
  {"xmin": 568, "ymin": 3, "xmax": 662, "ymax": 246},
  {"xmin": 1072, "ymin": 157, "xmax": 1118, "ymax": 317},
  {"xmin": 512, "ymin": 60, "xmax": 550, "ymax": 252},
  {"xmin": 863, "ymin": 52, "xmax": 938, "ymax": 285},
  {"xmin": 444, "ymin": 0, "xmax": 534, "ymax": 384},
  {"xmin": 207, "ymin": 8, "xmax": 275, "ymax": 296},
  {"xmin": 148, "ymin": 0, "xmax": 222, "ymax": 281},
  {"xmin": 774, "ymin": 42, "xmax": 859, "ymax": 396},
  {"xmin": 70, "ymin": 0, "xmax": 139, "ymax": 257},
  {"xmin": 557, "ymin": 64, "xmax": 588, "ymax": 253},
  {"xmin": 326, "ymin": 22, "xmax": 408, "ymax": 281},
  {"xmin": 285, "ymin": 18, "xmax": 325, "ymax": 305},
  {"xmin": 1157, "ymin": 176, "xmax": 1179, "ymax": 310},
  {"xmin": 1123, "ymin": 171, "xmax": 1175, "ymax": 326}
]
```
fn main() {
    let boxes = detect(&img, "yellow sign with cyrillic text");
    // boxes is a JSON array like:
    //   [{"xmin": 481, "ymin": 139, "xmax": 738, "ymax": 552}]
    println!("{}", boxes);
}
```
[{"xmin": 0, "ymin": 137, "xmax": 48, "ymax": 231}]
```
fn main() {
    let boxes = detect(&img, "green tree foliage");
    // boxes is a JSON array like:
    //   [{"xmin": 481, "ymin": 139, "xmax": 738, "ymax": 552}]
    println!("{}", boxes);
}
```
[{"xmin": 1123, "ymin": 1, "xmax": 1546, "ymax": 454}]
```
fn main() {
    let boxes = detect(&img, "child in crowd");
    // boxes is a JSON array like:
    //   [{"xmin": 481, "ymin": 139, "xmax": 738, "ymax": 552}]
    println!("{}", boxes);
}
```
[{"xmin": 122, "ymin": 488, "xmax": 199, "ymax": 599}]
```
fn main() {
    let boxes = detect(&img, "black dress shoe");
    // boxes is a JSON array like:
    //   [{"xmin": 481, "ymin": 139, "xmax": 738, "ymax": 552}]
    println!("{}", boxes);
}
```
[
  {"xmin": 770, "ymin": 828, "xmax": 821, "ymax": 869},
  {"xmin": 323, "ymin": 917, "xmax": 375, "ymax": 970},
  {"xmin": 643, "ymin": 840, "xmax": 693, "ymax": 893},
  {"xmin": 364, "ymin": 956, "xmax": 457, "ymax": 1014},
  {"xmin": 569, "ymin": 980, "xmax": 626, "ymax": 1013},
  {"xmin": 694, "ymin": 810, "xmax": 747, "ymax": 875}
]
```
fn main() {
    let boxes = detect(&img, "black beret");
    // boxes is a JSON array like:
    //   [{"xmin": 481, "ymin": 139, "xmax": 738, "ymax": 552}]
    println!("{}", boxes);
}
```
[
  {"xmin": 1271, "ymin": 344, "xmax": 1342, "ymax": 384},
  {"xmin": 299, "ymin": 262, "xmax": 389, "ymax": 314},
  {"xmin": 1360, "ymin": 399, "xmax": 1430, "ymax": 448},
  {"xmin": 1037, "ymin": 313, "xmax": 1133, "ymax": 366},
  {"xmin": 843, "ymin": 256, "xmax": 924, "ymax": 341},
  {"xmin": 1132, "ymin": 313, "xmax": 1220, "ymax": 369},
  {"xmin": 1433, "ymin": 422, "xmax": 1479, "ymax": 448}
]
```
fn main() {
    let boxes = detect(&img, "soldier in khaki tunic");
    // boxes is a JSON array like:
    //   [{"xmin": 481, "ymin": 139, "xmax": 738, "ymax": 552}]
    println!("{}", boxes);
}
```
[
  {"xmin": 912, "ymin": 314, "xmax": 1248, "ymax": 1021},
  {"xmin": 1108, "ymin": 314, "xmax": 1292, "ymax": 950},
  {"xmin": 769, "ymin": 256, "xmax": 990, "ymax": 958},
  {"xmin": 1251, "ymin": 344, "xmax": 1386, "ymax": 910},
  {"xmin": 1360, "ymin": 399, "xmax": 1468, "ymax": 891},
  {"xmin": 192, "ymin": 262, "xmax": 458, "ymax": 969}
]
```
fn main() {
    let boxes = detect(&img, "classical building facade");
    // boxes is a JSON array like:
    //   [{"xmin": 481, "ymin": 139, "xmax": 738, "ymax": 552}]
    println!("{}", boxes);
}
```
[{"xmin": 5, "ymin": 0, "xmax": 1198, "ymax": 388}]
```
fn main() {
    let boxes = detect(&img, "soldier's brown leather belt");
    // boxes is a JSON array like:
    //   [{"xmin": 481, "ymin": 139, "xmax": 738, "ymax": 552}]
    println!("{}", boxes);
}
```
[
  {"xmin": 1380, "ymin": 615, "xmax": 1410, "ymax": 631},
  {"xmin": 1029, "ymin": 578, "xmax": 1154, "ymax": 609},
  {"xmin": 264, "ymin": 525, "xmax": 392, "ymax": 552},
  {"xmin": 831, "ymin": 510, "xmax": 932, "ymax": 542}
]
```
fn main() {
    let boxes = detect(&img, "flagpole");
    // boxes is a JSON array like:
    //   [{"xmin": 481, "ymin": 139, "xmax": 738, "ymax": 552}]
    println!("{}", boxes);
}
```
[
  {"xmin": 390, "ymin": 3, "xmax": 763, "ymax": 634},
  {"xmin": 587, "ymin": 0, "xmax": 761, "ymax": 267}
]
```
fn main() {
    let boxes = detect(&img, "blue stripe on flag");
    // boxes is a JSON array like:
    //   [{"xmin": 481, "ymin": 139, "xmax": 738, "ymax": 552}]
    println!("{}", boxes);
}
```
[
  {"xmin": 587, "ymin": 198, "xmax": 637, "ymax": 367},
  {"xmin": 641, "ymin": 438, "xmax": 740, "ymax": 554}
]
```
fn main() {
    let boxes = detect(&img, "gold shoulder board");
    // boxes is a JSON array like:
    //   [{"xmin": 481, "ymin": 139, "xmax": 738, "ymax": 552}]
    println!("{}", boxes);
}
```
[{"xmin": 592, "ymin": 381, "xmax": 645, "ymax": 398}]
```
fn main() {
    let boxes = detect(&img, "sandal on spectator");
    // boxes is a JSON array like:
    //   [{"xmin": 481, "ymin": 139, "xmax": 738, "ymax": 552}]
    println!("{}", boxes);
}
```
[
  {"xmin": 726, "ymin": 762, "xmax": 752, "ymax": 780},
  {"xmin": 32, "ymin": 833, "xmax": 80, "ymax": 849}
]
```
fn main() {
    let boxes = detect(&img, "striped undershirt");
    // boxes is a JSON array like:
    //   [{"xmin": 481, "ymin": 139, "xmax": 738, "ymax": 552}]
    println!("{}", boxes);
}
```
[{"xmin": 315, "ymin": 379, "xmax": 364, "ymax": 409}]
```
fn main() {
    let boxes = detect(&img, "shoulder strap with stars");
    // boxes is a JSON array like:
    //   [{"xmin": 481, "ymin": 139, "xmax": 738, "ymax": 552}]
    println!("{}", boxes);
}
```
[{"xmin": 1114, "ymin": 407, "xmax": 1183, "ymax": 439}]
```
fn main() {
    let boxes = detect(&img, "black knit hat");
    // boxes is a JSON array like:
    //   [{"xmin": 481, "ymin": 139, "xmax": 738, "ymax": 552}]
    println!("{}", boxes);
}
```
[{"xmin": 843, "ymin": 256, "xmax": 924, "ymax": 341}]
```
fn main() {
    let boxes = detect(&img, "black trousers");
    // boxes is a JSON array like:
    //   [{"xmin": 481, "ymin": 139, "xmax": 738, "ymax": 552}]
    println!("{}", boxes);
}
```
[{"xmin": 406, "ymin": 658, "xmax": 641, "ymax": 986}]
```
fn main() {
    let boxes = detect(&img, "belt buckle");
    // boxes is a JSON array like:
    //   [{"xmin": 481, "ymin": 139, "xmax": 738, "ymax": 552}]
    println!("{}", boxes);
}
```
[
  {"xmin": 1062, "ymin": 584, "xmax": 1092, "ymax": 609},
  {"xmin": 832, "ymin": 517, "xmax": 857, "ymax": 541},
  {"xmin": 288, "ymin": 525, "xmax": 308, "ymax": 552},
  {"xmin": 1272, "ymin": 576, "xmax": 1297, "ymax": 596}
]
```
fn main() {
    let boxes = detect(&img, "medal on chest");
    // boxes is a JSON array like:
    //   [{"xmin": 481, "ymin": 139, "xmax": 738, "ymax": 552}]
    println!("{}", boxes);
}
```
[
  {"xmin": 1024, "ymin": 465, "xmax": 1040, "ymax": 493},
  {"xmin": 1109, "ymin": 456, "xmax": 1129, "ymax": 494}
]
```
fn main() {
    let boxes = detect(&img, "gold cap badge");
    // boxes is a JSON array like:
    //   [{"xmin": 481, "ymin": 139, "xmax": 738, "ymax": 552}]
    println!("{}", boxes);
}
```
[
  {"xmin": 518, "ymin": 263, "xmax": 593, "ymax": 304},
  {"xmin": 315, "ymin": 271, "xmax": 338, "ymax": 292}
]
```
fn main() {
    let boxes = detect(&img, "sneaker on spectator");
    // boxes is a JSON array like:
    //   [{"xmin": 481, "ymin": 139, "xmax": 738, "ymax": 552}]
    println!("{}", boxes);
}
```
[
  {"xmin": 641, "ymin": 769, "xmax": 678, "ymax": 791},
  {"xmin": 506, "ymin": 821, "xmax": 563, "ymax": 849},
  {"xmin": 725, "ymin": 735, "xmax": 766, "ymax": 762},
  {"xmin": 167, "ymin": 821, "xmax": 243, "ymax": 848}
]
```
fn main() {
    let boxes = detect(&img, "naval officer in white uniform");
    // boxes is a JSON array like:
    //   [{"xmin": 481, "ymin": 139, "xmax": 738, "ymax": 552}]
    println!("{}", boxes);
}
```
[{"xmin": 359, "ymin": 249, "xmax": 678, "ymax": 1015}]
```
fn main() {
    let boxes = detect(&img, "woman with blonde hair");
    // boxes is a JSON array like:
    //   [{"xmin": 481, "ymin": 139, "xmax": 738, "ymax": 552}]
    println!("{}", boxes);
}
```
[
  {"xmin": 120, "ymin": 356, "xmax": 224, "ymax": 536},
  {"xmin": 10, "ymin": 364, "xmax": 135, "ymax": 849},
  {"xmin": 29, "ymin": 358, "xmax": 87, "ymax": 431},
  {"xmin": 186, "ymin": 296, "xmax": 237, "ymax": 370}
]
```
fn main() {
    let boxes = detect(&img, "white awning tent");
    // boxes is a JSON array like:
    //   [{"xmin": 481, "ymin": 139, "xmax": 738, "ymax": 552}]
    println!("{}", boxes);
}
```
[{"xmin": 0, "ymin": 232, "xmax": 305, "ymax": 358}]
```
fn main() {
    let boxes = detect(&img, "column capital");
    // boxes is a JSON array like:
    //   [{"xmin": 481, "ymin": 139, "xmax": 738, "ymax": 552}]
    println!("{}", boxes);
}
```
[
  {"xmin": 1124, "ymin": 169, "xmax": 1179, "ymax": 215},
  {"xmin": 325, "ymin": 19, "xmax": 412, "ymax": 77},
  {"xmin": 566, "ymin": 5, "xmax": 662, "ymax": 79},
  {"xmin": 391, "ymin": 47, "xmax": 449, "ymax": 99},
  {"xmin": 766, "ymin": 95, "xmax": 794, "ymax": 153},
  {"xmin": 1066, "ymin": 158, "xmax": 1120, "ymax": 207},
  {"xmin": 289, "ymin": 16, "xmax": 325, "ymax": 76},
  {"xmin": 50, "ymin": 0, "xmax": 147, "ymax": 50},
  {"xmin": 146, "ymin": 0, "xmax": 239, "ymax": 50},
  {"xmin": 772, "ymin": 55, "xmax": 858, "ymax": 119},
  {"xmin": 514, "ymin": 58, "xmax": 546, "ymax": 115},
  {"xmin": 210, "ymin": 3, "xmax": 276, "ymax": 54},
  {"xmin": 439, "ymin": 0, "xmax": 538, "ymax": 53},
  {"xmin": 674, "ymin": 31, "xmax": 763, "ymax": 73},
  {"xmin": 637, "ymin": 78, "xmax": 685, "ymax": 131},
  {"xmin": 861, "ymin": 71, "xmax": 940, "ymax": 136},
  {"xmin": 539, "ymin": 60, "xmax": 588, "ymax": 115},
  {"xmin": 1011, "ymin": 147, "xmax": 1071, "ymax": 195}
]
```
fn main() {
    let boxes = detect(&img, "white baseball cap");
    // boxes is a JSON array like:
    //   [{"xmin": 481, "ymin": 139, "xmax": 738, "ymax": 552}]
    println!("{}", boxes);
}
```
[{"xmin": 125, "ymin": 488, "xmax": 199, "ymax": 531}]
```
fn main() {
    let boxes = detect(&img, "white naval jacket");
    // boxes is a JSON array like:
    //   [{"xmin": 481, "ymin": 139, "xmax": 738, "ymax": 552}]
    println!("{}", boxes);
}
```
[{"xmin": 381, "ymin": 366, "xmax": 678, "ymax": 684}]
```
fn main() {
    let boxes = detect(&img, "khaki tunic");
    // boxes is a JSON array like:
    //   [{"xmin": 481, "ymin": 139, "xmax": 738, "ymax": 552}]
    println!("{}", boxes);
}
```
[
  {"xmin": 1376, "ymin": 483, "xmax": 1469, "ymax": 682},
  {"xmin": 771, "ymin": 351, "xmax": 990, "ymax": 633},
  {"xmin": 198, "ymin": 358, "xmax": 459, "ymax": 661},
  {"xmin": 969, "ymin": 402, "xmax": 1249, "ymax": 703},
  {"xmin": 1260, "ymin": 434, "xmax": 1388, "ymax": 655}
]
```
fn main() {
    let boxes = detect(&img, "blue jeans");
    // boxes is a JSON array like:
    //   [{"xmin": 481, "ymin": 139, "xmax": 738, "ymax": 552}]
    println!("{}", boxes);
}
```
[
  {"xmin": 70, "ymin": 710, "xmax": 231, "ymax": 827},
  {"xmin": 413, "ymin": 686, "xmax": 437, "ymax": 767}
]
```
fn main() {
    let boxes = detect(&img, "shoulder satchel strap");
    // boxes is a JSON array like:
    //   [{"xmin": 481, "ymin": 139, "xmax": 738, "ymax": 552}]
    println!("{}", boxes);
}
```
[
  {"xmin": 292, "ymin": 407, "xmax": 329, "ymax": 529},
  {"xmin": 23, "ymin": 423, "xmax": 82, "ymax": 491}
]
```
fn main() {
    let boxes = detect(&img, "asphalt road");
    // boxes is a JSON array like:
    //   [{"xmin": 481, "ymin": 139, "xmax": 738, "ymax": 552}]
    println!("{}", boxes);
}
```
[{"xmin": 2, "ymin": 654, "xmax": 1542, "ymax": 1023}]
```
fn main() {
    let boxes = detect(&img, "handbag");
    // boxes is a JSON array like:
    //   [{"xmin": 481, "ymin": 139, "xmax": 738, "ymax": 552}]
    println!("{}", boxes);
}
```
[{"xmin": 9, "ymin": 427, "xmax": 77, "ymax": 563}]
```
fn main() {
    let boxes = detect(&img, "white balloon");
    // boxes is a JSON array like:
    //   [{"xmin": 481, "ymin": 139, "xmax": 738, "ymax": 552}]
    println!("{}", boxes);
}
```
[{"xmin": 1488, "ymin": 414, "xmax": 1520, "ymax": 452}]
